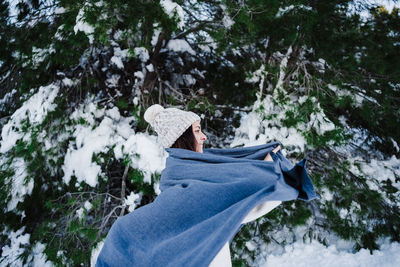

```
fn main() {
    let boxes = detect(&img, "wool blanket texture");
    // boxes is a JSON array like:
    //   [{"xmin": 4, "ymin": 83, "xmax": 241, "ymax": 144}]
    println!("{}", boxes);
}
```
[{"xmin": 95, "ymin": 142, "xmax": 319, "ymax": 267}]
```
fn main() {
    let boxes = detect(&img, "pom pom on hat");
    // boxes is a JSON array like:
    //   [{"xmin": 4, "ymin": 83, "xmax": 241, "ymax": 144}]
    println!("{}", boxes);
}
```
[
  {"xmin": 143, "ymin": 104, "xmax": 200, "ymax": 148},
  {"xmin": 144, "ymin": 104, "xmax": 164, "ymax": 125}
]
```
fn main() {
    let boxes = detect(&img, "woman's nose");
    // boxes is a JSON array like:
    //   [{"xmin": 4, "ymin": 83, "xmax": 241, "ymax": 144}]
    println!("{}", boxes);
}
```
[{"xmin": 201, "ymin": 132, "xmax": 207, "ymax": 141}]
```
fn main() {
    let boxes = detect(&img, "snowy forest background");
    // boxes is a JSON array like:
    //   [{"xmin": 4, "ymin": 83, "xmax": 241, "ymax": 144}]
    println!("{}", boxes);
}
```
[{"xmin": 1, "ymin": 0, "xmax": 400, "ymax": 266}]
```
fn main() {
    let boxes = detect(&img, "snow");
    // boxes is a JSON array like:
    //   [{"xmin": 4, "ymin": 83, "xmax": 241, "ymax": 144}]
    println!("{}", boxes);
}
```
[
  {"xmin": 151, "ymin": 24, "xmax": 162, "ymax": 46},
  {"xmin": 1, "ymin": 227, "xmax": 30, "ymax": 266},
  {"xmin": 183, "ymin": 74, "xmax": 196, "ymax": 86},
  {"xmin": 61, "ymin": 100, "xmax": 166, "ymax": 188},
  {"xmin": 84, "ymin": 200, "xmax": 93, "ymax": 211},
  {"xmin": 276, "ymin": 5, "xmax": 313, "ymax": 18},
  {"xmin": 28, "ymin": 242, "xmax": 53, "ymax": 267},
  {"xmin": 111, "ymin": 56, "xmax": 124, "ymax": 69},
  {"xmin": 124, "ymin": 191, "xmax": 141, "ymax": 212},
  {"xmin": 62, "ymin": 78, "xmax": 77, "ymax": 87},
  {"xmin": 6, "ymin": 158, "xmax": 32, "ymax": 211},
  {"xmin": 54, "ymin": 7, "xmax": 66, "ymax": 15},
  {"xmin": 134, "ymin": 71, "xmax": 144, "ymax": 84},
  {"xmin": 111, "ymin": 47, "xmax": 129, "ymax": 69},
  {"xmin": 74, "ymin": 7, "xmax": 94, "ymax": 43},
  {"xmin": 198, "ymin": 34, "xmax": 218, "ymax": 52},
  {"xmin": 113, "ymin": 133, "xmax": 166, "ymax": 184},
  {"xmin": 391, "ymin": 138, "xmax": 399, "ymax": 152},
  {"xmin": 0, "ymin": 83, "xmax": 59, "ymax": 154},
  {"xmin": 160, "ymin": 0, "xmax": 185, "ymax": 29},
  {"xmin": 230, "ymin": 94, "xmax": 308, "ymax": 153},
  {"xmin": 105, "ymin": 74, "xmax": 120, "ymax": 88},
  {"xmin": 275, "ymin": 46, "xmax": 292, "ymax": 92},
  {"xmin": 220, "ymin": 4, "xmax": 234, "ymax": 29},
  {"xmin": 76, "ymin": 207, "xmax": 85, "ymax": 220},
  {"xmin": 257, "ymin": 240, "xmax": 400, "ymax": 267},
  {"xmin": 359, "ymin": 155, "xmax": 400, "ymax": 206},
  {"xmin": 134, "ymin": 47, "xmax": 150, "ymax": 62},
  {"xmin": 62, "ymin": 103, "xmax": 134, "ymax": 187},
  {"xmin": 146, "ymin": 63, "xmax": 154, "ymax": 72},
  {"xmin": 90, "ymin": 240, "xmax": 105, "ymax": 267},
  {"xmin": 166, "ymin": 39, "xmax": 196, "ymax": 55},
  {"xmin": 32, "ymin": 45, "xmax": 55, "ymax": 68},
  {"xmin": 245, "ymin": 64, "xmax": 266, "ymax": 84},
  {"xmin": 0, "ymin": 89, "xmax": 17, "ymax": 111},
  {"xmin": 0, "ymin": 227, "xmax": 52, "ymax": 266},
  {"xmin": 308, "ymin": 108, "xmax": 336, "ymax": 135}
]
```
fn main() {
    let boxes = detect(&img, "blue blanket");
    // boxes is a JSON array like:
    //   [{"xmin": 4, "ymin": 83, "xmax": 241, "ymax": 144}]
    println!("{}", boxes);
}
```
[{"xmin": 95, "ymin": 142, "xmax": 318, "ymax": 266}]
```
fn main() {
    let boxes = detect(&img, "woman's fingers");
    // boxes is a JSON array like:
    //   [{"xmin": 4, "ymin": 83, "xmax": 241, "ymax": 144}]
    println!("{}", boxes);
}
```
[
  {"xmin": 272, "ymin": 145, "xmax": 281, "ymax": 153},
  {"xmin": 264, "ymin": 145, "xmax": 281, "ymax": 161},
  {"xmin": 264, "ymin": 154, "xmax": 273, "ymax": 161}
]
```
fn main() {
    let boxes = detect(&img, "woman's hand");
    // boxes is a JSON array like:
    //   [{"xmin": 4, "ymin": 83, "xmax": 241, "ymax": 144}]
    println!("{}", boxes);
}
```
[{"xmin": 264, "ymin": 145, "xmax": 281, "ymax": 162}]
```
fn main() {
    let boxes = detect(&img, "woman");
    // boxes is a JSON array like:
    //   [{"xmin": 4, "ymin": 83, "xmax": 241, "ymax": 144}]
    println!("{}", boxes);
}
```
[
  {"xmin": 96, "ymin": 104, "xmax": 318, "ymax": 267},
  {"xmin": 170, "ymin": 116, "xmax": 282, "ymax": 266}
]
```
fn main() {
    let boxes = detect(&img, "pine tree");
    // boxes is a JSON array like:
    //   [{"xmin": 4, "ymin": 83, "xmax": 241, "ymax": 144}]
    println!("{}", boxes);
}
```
[{"xmin": 1, "ymin": 0, "xmax": 399, "ymax": 266}]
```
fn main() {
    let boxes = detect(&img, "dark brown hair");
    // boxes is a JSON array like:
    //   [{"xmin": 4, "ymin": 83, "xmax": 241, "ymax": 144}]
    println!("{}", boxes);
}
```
[{"xmin": 171, "ymin": 125, "xmax": 196, "ymax": 151}]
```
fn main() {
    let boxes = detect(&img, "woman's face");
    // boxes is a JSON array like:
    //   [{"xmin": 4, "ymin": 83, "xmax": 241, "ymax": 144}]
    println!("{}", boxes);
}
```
[{"xmin": 192, "ymin": 121, "xmax": 207, "ymax": 153}]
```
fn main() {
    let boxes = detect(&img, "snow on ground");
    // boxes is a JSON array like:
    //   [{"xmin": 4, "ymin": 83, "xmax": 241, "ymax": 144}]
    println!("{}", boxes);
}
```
[{"xmin": 257, "ymin": 240, "xmax": 400, "ymax": 267}]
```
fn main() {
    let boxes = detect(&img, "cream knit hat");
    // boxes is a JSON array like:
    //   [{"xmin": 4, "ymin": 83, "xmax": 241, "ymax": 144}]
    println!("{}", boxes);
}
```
[{"xmin": 144, "ymin": 104, "xmax": 201, "ymax": 148}]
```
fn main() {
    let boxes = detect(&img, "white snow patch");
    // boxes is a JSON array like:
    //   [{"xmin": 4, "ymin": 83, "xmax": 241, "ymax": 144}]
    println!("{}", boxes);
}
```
[
  {"xmin": 0, "ymin": 89, "xmax": 17, "ymax": 111},
  {"xmin": 258, "ymin": 241, "xmax": 400, "ymax": 267},
  {"xmin": 198, "ymin": 35, "xmax": 218, "ymax": 52},
  {"xmin": 90, "ymin": 240, "xmax": 105, "ymax": 267},
  {"xmin": 160, "ymin": 0, "xmax": 185, "ymax": 29},
  {"xmin": 62, "ymin": 78, "xmax": 78, "ymax": 87},
  {"xmin": 220, "ymin": 4, "xmax": 234, "ymax": 29},
  {"xmin": 32, "ymin": 45, "xmax": 55, "ymax": 68},
  {"xmin": 124, "ymin": 191, "xmax": 141, "ymax": 212},
  {"xmin": 276, "ymin": 5, "xmax": 312, "ymax": 18},
  {"xmin": 146, "ymin": 63, "xmax": 154, "ymax": 72},
  {"xmin": 183, "ymin": 74, "xmax": 196, "ymax": 86},
  {"xmin": 74, "ymin": 7, "xmax": 94, "ymax": 43},
  {"xmin": 62, "ymin": 101, "xmax": 165, "ymax": 188},
  {"xmin": 391, "ymin": 138, "xmax": 399, "ymax": 152},
  {"xmin": 134, "ymin": 47, "xmax": 150, "ymax": 63},
  {"xmin": 166, "ymin": 39, "xmax": 196, "ymax": 55},
  {"xmin": 360, "ymin": 155, "xmax": 400, "ymax": 195},
  {"xmin": 62, "ymin": 103, "xmax": 133, "ymax": 187},
  {"xmin": 114, "ymin": 133, "xmax": 166, "ymax": 184},
  {"xmin": 0, "ymin": 83, "xmax": 59, "ymax": 154},
  {"xmin": 151, "ymin": 24, "xmax": 162, "ymax": 46},
  {"xmin": 231, "ymin": 94, "xmax": 308, "ymax": 153},
  {"xmin": 6, "ymin": 158, "xmax": 32, "ymax": 211},
  {"xmin": 1, "ymin": 227, "xmax": 30, "ymax": 266},
  {"xmin": 1, "ymin": 227, "xmax": 53, "ymax": 266},
  {"xmin": 111, "ymin": 47, "xmax": 129, "ymax": 69},
  {"xmin": 105, "ymin": 74, "xmax": 120, "ymax": 88},
  {"xmin": 84, "ymin": 200, "xmax": 93, "ymax": 211}
]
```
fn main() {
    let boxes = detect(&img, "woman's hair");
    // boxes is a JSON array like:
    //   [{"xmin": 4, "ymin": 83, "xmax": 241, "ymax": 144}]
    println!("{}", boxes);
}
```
[{"xmin": 171, "ymin": 125, "xmax": 196, "ymax": 151}]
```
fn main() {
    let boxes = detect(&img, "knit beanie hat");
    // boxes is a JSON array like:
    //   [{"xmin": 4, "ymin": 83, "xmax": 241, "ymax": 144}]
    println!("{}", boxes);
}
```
[{"xmin": 144, "ymin": 104, "xmax": 201, "ymax": 148}]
